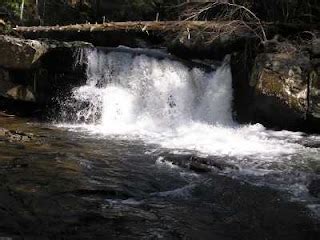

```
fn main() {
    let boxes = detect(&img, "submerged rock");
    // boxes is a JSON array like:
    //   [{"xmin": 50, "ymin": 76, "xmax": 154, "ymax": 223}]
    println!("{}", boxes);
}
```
[{"xmin": 160, "ymin": 154, "xmax": 237, "ymax": 173}]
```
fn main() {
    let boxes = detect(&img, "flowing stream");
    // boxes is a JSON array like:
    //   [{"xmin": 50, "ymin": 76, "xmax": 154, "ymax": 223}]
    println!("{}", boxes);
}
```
[
  {"xmin": 59, "ymin": 47, "xmax": 320, "ymax": 203},
  {"xmin": 2, "ymin": 47, "xmax": 319, "ymax": 239}
]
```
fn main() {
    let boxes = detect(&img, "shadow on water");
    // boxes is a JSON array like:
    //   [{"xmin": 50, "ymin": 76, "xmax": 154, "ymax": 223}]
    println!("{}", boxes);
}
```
[{"xmin": 0, "ymin": 117, "xmax": 319, "ymax": 240}]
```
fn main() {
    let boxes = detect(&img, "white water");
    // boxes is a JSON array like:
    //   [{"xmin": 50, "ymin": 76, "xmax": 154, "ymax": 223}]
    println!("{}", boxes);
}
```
[{"xmin": 59, "ymin": 48, "xmax": 320, "ymax": 178}]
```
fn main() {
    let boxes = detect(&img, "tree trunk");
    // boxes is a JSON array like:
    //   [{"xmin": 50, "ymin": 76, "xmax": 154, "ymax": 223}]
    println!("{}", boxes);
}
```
[{"xmin": 20, "ymin": 0, "xmax": 25, "ymax": 20}]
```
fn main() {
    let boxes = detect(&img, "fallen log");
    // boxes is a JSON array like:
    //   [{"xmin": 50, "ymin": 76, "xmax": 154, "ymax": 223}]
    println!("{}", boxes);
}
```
[
  {"xmin": 14, "ymin": 21, "xmax": 319, "ymax": 37},
  {"xmin": 13, "ymin": 21, "xmax": 249, "ymax": 35}
]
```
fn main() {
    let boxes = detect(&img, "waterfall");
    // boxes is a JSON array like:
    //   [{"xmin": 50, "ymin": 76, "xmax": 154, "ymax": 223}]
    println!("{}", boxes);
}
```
[
  {"xmin": 56, "ymin": 47, "xmax": 320, "ymax": 207},
  {"xmin": 60, "ymin": 47, "xmax": 315, "ymax": 162},
  {"xmin": 71, "ymin": 48, "xmax": 233, "ymax": 129}
]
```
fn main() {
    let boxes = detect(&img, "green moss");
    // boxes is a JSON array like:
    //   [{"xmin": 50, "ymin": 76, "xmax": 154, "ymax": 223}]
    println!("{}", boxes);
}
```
[
  {"xmin": 259, "ymin": 70, "xmax": 284, "ymax": 95},
  {"xmin": 258, "ymin": 69, "xmax": 306, "ymax": 111}
]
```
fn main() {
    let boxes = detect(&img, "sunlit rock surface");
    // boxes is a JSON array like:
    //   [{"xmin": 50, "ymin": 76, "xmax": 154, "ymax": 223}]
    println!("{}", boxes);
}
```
[
  {"xmin": 251, "ymin": 51, "xmax": 310, "ymax": 128},
  {"xmin": 233, "ymin": 39, "xmax": 320, "ymax": 132},
  {"xmin": 0, "ymin": 35, "xmax": 48, "ymax": 70}
]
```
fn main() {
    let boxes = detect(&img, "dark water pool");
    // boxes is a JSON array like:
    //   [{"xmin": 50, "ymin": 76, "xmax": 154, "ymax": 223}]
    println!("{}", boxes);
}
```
[{"xmin": 0, "ymin": 117, "xmax": 319, "ymax": 240}]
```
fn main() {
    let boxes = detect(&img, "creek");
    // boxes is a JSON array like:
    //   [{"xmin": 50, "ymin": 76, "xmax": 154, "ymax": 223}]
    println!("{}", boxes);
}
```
[{"xmin": 0, "ymin": 47, "xmax": 319, "ymax": 239}]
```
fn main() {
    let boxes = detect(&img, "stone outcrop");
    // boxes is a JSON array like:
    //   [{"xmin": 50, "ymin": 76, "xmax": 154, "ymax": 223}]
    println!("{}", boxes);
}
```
[
  {"xmin": 0, "ymin": 35, "xmax": 92, "ymax": 104},
  {"xmin": 0, "ymin": 35, "xmax": 48, "ymax": 70},
  {"xmin": 0, "ymin": 35, "xmax": 92, "ymax": 70},
  {"xmin": 251, "ymin": 51, "xmax": 310, "ymax": 129},
  {"xmin": 232, "ymin": 38, "xmax": 320, "ymax": 132}
]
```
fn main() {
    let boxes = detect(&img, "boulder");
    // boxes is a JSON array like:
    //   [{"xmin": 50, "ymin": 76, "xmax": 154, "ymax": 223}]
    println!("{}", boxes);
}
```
[
  {"xmin": 232, "ymin": 34, "xmax": 320, "ymax": 132},
  {"xmin": 232, "ymin": 38, "xmax": 320, "ymax": 132},
  {"xmin": 0, "ymin": 35, "xmax": 92, "ymax": 70},
  {"xmin": 249, "ymin": 51, "xmax": 311, "ymax": 129},
  {"xmin": 0, "ymin": 35, "xmax": 48, "ymax": 70},
  {"xmin": 0, "ymin": 36, "xmax": 92, "ymax": 104}
]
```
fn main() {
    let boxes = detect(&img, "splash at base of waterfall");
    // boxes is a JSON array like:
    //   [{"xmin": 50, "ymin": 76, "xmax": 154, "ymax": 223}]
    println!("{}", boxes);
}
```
[{"xmin": 59, "ymin": 48, "xmax": 319, "ymax": 161}]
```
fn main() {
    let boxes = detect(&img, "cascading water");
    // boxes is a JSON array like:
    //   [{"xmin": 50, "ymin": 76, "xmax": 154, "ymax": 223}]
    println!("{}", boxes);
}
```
[
  {"xmin": 59, "ymin": 47, "xmax": 320, "ymax": 208},
  {"xmin": 72, "ymin": 48, "xmax": 233, "ymax": 130},
  {"xmin": 62, "ymin": 48, "xmax": 313, "ymax": 157}
]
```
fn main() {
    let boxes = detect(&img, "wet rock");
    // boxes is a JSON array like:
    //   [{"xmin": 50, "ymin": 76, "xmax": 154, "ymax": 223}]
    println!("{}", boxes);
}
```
[
  {"xmin": 189, "ymin": 161, "xmax": 211, "ymax": 173},
  {"xmin": 0, "ymin": 35, "xmax": 48, "ymax": 69},
  {"xmin": 9, "ymin": 130, "xmax": 34, "ymax": 142},
  {"xmin": 189, "ymin": 156, "xmax": 223, "ymax": 173},
  {"xmin": 308, "ymin": 179, "xmax": 320, "ymax": 198},
  {"xmin": 0, "ymin": 127, "xmax": 35, "ymax": 142},
  {"xmin": 161, "ymin": 154, "xmax": 237, "ymax": 173}
]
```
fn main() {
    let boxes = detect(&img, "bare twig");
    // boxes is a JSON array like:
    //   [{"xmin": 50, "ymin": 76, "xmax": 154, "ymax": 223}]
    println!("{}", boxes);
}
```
[{"xmin": 181, "ymin": 1, "xmax": 267, "ymax": 42}]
